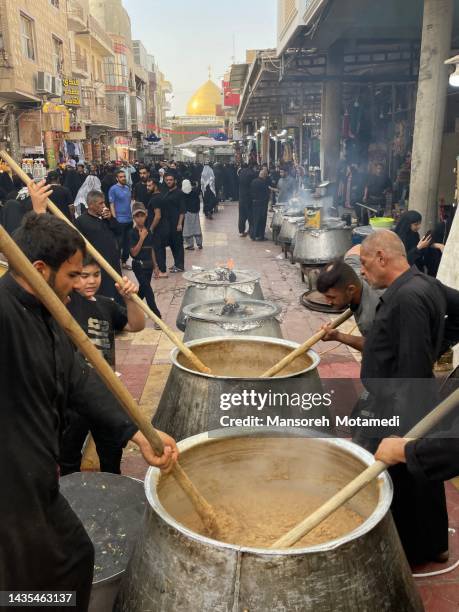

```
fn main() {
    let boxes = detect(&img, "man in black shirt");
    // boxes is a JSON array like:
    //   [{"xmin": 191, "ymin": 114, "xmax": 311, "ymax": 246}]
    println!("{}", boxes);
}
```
[
  {"xmin": 357, "ymin": 229, "xmax": 459, "ymax": 564},
  {"xmin": 250, "ymin": 168, "xmax": 270, "ymax": 241},
  {"xmin": 75, "ymin": 189, "xmax": 121, "ymax": 301},
  {"xmin": 47, "ymin": 170, "xmax": 74, "ymax": 221},
  {"xmin": 363, "ymin": 163, "xmax": 392, "ymax": 215},
  {"xmin": 132, "ymin": 166, "xmax": 150, "ymax": 206},
  {"xmin": 238, "ymin": 164, "xmax": 257, "ymax": 237},
  {"xmin": 161, "ymin": 171, "xmax": 186, "ymax": 272},
  {"xmin": 0, "ymin": 182, "xmax": 178, "ymax": 610},
  {"xmin": 146, "ymin": 177, "xmax": 168, "ymax": 277}
]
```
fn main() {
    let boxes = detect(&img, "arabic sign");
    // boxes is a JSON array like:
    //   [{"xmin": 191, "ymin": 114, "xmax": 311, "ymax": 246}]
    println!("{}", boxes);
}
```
[{"xmin": 62, "ymin": 77, "xmax": 81, "ymax": 107}]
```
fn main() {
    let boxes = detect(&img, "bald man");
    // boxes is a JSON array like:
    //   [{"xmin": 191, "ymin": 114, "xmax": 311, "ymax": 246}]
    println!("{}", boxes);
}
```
[{"xmin": 355, "ymin": 230, "xmax": 459, "ymax": 565}]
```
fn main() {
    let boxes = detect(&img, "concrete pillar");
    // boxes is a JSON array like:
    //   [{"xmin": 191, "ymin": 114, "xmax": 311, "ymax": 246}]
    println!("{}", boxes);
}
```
[
  {"xmin": 409, "ymin": 0, "xmax": 454, "ymax": 231},
  {"xmin": 7, "ymin": 107, "xmax": 20, "ymax": 162},
  {"xmin": 320, "ymin": 43, "xmax": 343, "ymax": 182}
]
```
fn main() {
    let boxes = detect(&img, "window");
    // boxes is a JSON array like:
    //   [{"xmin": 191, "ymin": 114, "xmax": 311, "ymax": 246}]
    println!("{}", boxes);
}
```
[
  {"xmin": 20, "ymin": 14, "xmax": 35, "ymax": 61},
  {"xmin": 52, "ymin": 36, "xmax": 63, "ymax": 74}
]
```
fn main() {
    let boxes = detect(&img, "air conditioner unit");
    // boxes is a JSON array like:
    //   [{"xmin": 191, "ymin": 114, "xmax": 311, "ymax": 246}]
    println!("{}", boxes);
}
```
[
  {"xmin": 52, "ymin": 76, "xmax": 63, "ymax": 97},
  {"xmin": 36, "ymin": 71, "xmax": 53, "ymax": 94}
]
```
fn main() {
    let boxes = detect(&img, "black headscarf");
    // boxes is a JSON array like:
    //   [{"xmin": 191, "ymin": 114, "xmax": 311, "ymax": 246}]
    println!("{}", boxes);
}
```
[{"xmin": 394, "ymin": 210, "xmax": 422, "ymax": 251}]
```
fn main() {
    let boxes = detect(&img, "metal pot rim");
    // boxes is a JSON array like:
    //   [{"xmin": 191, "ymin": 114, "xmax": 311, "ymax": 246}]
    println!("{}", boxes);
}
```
[
  {"xmin": 182, "ymin": 300, "xmax": 282, "ymax": 324},
  {"xmin": 183, "ymin": 268, "xmax": 261, "ymax": 287},
  {"xmin": 169, "ymin": 336, "xmax": 321, "ymax": 380},
  {"xmin": 145, "ymin": 428, "xmax": 393, "ymax": 555}
]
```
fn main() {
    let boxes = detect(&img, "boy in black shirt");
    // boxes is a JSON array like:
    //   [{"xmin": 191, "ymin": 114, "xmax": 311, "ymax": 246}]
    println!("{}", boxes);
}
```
[
  {"xmin": 62, "ymin": 256, "xmax": 145, "ymax": 474},
  {"xmin": 68, "ymin": 257, "xmax": 145, "ymax": 369},
  {"xmin": 129, "ymin": 201, "xmax": 162, "ymax": 324}
]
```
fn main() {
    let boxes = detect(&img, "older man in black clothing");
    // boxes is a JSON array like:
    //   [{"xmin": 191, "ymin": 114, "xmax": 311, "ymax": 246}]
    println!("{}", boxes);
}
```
[
  {"xmin": 75, "ymin": 190, "xmax": 121, "ymax": 301},
  {"xmin": 357, "ymin": 229, "xmax": 459, "ymax": 565},
  {"xmin": 250, "ymin": 168, "xmax": 271, "ymax": 241},
  {"xmin": 0, "ymin": 181, "xmax": 177, "ymax": 611}
]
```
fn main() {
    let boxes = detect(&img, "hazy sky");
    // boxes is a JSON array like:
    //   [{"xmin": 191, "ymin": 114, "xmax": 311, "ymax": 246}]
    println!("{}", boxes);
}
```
[{"xmin": 123, "ymin": 0, "xmax": 277, "ymax": 115}]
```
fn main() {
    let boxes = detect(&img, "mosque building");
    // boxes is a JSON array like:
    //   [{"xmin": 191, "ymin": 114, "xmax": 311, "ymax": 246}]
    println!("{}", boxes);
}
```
[{"xmin": 168, "ymin": 70, "xmax": 226, "ymax": 150}]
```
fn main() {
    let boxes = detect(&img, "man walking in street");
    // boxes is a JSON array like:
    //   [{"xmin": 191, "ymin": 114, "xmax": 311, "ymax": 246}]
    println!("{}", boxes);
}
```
[
  {"xmin": 250, "ymin": 168, "xmax": 270, "ymax": 241},
  {"xmin": 238, "ymin": 163, "xmax": 257, "ymax": 237},
  {"xmin": 109, "ymin": 169, "xmax": 132, "ymax": 270},
  {"xmin": 132, "ymin": 166, "xmax": 150, "ymax": 207},
  {"xmin": 161, "ymin": 171, "xmax": 185, "ymax": 273}
]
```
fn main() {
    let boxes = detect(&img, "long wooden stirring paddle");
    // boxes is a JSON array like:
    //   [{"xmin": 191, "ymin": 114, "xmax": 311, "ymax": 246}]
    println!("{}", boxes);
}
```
[
  {"xmin": 261, "ymin": 309, "xmax": 353, "ymax": 378},
  {"xmin": 271, "ymin": 386, "xmax": 459, "ymax": 548},
  {"xmin": 0, "ymin": 225, "xmax": 220, "ymax": 538},
  {"xmin": 0, "ymin": 150, "xmax": 211, "ymax": 375}
]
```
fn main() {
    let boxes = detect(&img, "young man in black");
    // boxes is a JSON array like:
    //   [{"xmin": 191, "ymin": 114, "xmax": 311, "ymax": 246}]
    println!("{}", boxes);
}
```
[
  {"xmin": 129, "ymin": 201, "xmax": 162, "ymax": 322},
  {"xmin": 161, "ymin": 171, "xmax": 186, "ymax": 273},
  {"xmin": 0, "ymin": 180, "xmax": 177, "ymax": 611},
  {"xmin": 146, "ymin": 176, "xmax": 169, "ymax": 277},
  {"xmin": 46, "ymin": 170, "xmax": 74, "ymax": 221}
]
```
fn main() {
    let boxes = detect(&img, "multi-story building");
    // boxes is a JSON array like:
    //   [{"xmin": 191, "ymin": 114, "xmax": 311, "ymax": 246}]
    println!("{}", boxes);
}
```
[
  {"xmin": 89, "ymin": 0, "xmax": 136, "ymax": 160},
  {"xmin": 66, "ymin": 0, "xmax": 118, "ymax": 163},
  {"xmin": 0, "ymin": 0, "xmax": 72, "ymax": 163},
  {"xmin": 132, "ymin": 40, "xmax": 148, "ymax": 158}
]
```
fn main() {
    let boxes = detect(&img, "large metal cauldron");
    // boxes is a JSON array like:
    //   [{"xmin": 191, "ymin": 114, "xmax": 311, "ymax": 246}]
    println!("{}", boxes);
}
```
[
  {"xmin": 177, "ymin": 269, "xmax": 264, "ymax": 331},
  {"xmin": 60, "ymin": 472, "xmax": 146, "ymax": 612},
  {"xmin": 183, "ymin": 299, "xmax": 282, "ymax": 342},
  {"xmin": 277, "ymin": 216, "xmax": 304, "ymax": 245},
  {"xmin": 293, "ymin": 223, "xmax": 352, "ymax": 264},
  {"xmin": 116, "ymin": 431, "xmax": 423, "ymax": 612},
  {"xmin": 153, "ymin": 336, "xmax": 324, "ymax": 441}
]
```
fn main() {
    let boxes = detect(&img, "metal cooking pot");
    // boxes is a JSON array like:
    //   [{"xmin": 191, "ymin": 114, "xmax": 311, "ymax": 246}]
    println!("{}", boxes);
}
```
[
  {"xmin": 60, "ymin": 472, "xmax": 146, "ymax": 612},
  {"xmin": 153, "ymin": 336, "xmax": 324, "ymax": 441},
  {"xmin": 293, "ymin": 226, "xmax": 352, "ymax": 264},
  {"xmin": 277, "ymin": 216, "xmax": 304, "ymax": 245},
  {"xmin": 183, "ymin": 299, "xmax": 282, "ymax": 342},
  {"xmin": 116, "ymin": 431, "xmax": 422, "ymax": 612},
  {"xmin": 177, "ymin": 269, "xmax": 264, "ymax": 331}
]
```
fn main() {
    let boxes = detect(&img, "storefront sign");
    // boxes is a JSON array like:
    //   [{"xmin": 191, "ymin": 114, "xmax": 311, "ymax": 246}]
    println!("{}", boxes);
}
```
[
  {"xmin": 113, "ymin": 136, "xmax": 132, "ymax": 147},
  {"xmin": 62, "ymin": 77, "xmax": 81, "ymax": 107}
]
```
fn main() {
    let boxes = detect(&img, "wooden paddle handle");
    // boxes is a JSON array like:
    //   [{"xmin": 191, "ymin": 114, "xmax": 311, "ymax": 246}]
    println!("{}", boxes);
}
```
[
  {"xmin": 0, "ymin": 224, "xmax": 219, "ymax": 536},
  {"xmin": 0, "ymin": 151, "xmax": 210, "ymax": 375},
  {"xmin": 261, "ymin": 309, "xmax": 353, "ymax": 378},
  {"xmin": 271, "ymin": 385, "xmax": 459, "ymax": 548}
]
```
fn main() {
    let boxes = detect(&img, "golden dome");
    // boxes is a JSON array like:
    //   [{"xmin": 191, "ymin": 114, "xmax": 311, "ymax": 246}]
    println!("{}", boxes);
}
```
[{"xmin": 186, "ymin": 79, "xmax": 222, "ymax": 116}]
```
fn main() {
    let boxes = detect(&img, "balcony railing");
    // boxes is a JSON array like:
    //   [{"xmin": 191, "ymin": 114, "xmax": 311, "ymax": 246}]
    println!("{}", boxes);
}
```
[
  {"xmin": 72, "ymin": 54, "xmax": 88, "ymax": 75},
  {"xmin": 80, "ymin": 102, "xmax": 119, "ymax": 129},
  {"xmin": 67, "ymin": 0, "xmax": 86, "ymax": 29},
  {"xmin": 87, "ymin": 15, "xmax": 113, "ymax": 54}
]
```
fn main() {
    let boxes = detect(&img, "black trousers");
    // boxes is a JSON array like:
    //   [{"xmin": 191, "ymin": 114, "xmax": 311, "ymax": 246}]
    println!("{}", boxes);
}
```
[
  {"xmin": 389, "ymin": 463, "xmax": 449, "ymax": 564},
  {"xmin": 238, "ymin": 195, "xmax": 252, "ymax": 234},
  {"xmin": 117, "ymin": 221, "xmax": 132, "ymax": 263},
  {"xmin": 132, "ymin": 261, "xmax": 161, "ymax": 318},
  {"xmin": 251, "ymin": 201, "xmax": 268, "ymax": 239},
  {"xmin": 153, "ymin": 233, "xmax": 167, "ymax": 273},
  {"xmin": 169, "ymin": 229, "xmax": 184, "ymax": 270},
  {"xmin": 60, "ymin": 411, "xmax": 123, "ymax": 475}
]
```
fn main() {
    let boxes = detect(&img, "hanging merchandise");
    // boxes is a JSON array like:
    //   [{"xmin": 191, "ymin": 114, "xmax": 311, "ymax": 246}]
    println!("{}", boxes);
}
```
[{"xmin": 342, "ymin": 109, "xmax": 350, "ymax": 139}]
